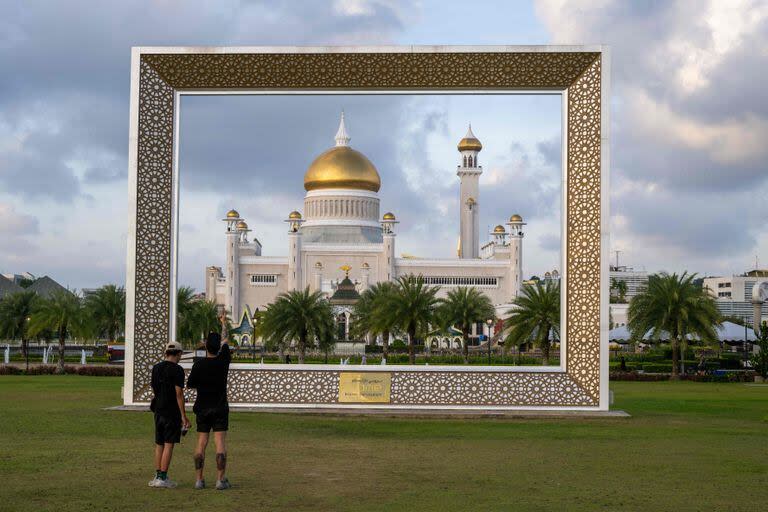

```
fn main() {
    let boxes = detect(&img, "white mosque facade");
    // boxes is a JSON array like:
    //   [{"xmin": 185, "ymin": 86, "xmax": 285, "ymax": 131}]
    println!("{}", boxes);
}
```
[{"xmin": 205, "ymin": 114, "xmax": 526, "ymax": 345}]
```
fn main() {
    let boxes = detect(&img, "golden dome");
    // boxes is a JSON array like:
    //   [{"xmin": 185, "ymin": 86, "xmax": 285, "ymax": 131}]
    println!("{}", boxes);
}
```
[
  {"xmin": 236, "ymin": 221, "xmax": 248, "ymax": 230},
  {"xmin": 226, "ymin": 209, "xmax": 240, "ymax": 218},
  {"xmin": 288, "ymin": 210, "xmax": 302, "ymax": 219},
  {"xmin": 304, "ymin": 146, "xmax": 381, "ymax": 192},
  {"xmin": 493, "ymin": 224, "xmax": 506, "ymax": 233},
  {"xmin": 509, "ymin": 214, "xmax": 523, "ymax": 222},
  {"xmin": 382, "ymin": 212, "xmax": 396, "ymax": 220},
  {"xmin": 457, "ymin": 124, "xmax": 482, "ymax": 152}
]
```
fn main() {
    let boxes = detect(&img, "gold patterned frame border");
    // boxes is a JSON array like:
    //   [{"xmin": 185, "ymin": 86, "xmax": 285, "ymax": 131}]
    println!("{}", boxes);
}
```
[{"xmin": 125, "ymin": 46, "xmax": 609, "ymax": 410}]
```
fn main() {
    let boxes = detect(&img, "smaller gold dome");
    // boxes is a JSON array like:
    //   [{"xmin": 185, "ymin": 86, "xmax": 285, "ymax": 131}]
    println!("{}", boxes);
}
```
[
  {"xmin": 382, "ymin": 212, "xmax": 396, "ymax": 220},
  {"xmin": 288, "ymin": 211, "xmax": 302, "ymax": 219},
  {"xmin": 226, "ymin": 209, "xmax": 240, "ymax": 218},
  {"xmin": 236, "ymin": 221, "xmax": 248, "ymax": 230},
  {"xmin": 509, "ymin": 214, "xmax": 523, "ymax": 222},
  {"xmin": 457, "ymin": 124, "xmax": 482, "ymax": 152},
  {"xmin": 493, "ymin": 224, "xmax": 506, "ymax": 233},
  {"xmin": 361, "ymin": 262, "xmax": 370, "ymax": 268},
  {"xmin": 458, "ymin": 138, "xmax": 482, "ymax": 152}
]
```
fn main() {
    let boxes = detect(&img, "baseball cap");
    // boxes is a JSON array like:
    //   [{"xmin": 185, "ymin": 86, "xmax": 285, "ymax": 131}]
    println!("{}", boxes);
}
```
[{"xmin": 165, "ymin": 341, "xmax": 183, "ymax": 352}]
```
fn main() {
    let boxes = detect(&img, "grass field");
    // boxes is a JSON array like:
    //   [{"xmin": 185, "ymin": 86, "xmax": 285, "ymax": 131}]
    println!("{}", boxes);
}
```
[{"xmin": 0, "ymin": 377, "xmax": 765, "ymax": 511}]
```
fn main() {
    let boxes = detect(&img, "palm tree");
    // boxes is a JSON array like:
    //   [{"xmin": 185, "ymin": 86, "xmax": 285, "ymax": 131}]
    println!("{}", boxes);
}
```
[
  {"xmin": 437, "ymin": 287, "xmax": 496, "ymax": 364},
  {"xmin": 628, "ymin": 272, "xmax": 721, "ymax": 380},
  {"xmin": 84, "ymin": 285, "xmax": 125, "ymax": 343},
  {"xmin": 175, "ymin": 286, "xmax": 199, "ymax": 347},
  {"xmin": 191, "ymin": 299, "xmax": 224, "ymax": 346},
  {"xmin": 0, "ymin": 291, "xmax": 38, "ymax": 363},
  {"xmin": 350, "ymin": 281, "xmax": 399, "ymax": 359},
  {"xmin": 504, "ymin": 280, "xmax": 560, "ymax": 365},
  {"xmin": 387, "ymin": 275, "xmax": 441, "ymax": 364},
  {"xmin": 259, "ymin": 287, "xmax": 334, "ymax": 363},
  {"xmin": 28, "ymin": 290, "xmax": 83, "ymax": 374}
]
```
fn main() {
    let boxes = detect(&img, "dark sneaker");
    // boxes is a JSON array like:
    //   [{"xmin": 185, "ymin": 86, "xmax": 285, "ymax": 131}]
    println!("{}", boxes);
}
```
[
  {"xmin": 194, "ymin": 480, "xmax": 205, "ymax": 490},
  {"xmin": 215, "ymin": 478, "xmax": 231, "ymax": 490}
]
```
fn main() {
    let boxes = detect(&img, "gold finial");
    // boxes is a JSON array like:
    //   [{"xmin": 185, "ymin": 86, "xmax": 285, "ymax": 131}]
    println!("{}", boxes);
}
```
[{"xmin": 340, "ymin": 264, "xmax": 352, "ymax": 276}]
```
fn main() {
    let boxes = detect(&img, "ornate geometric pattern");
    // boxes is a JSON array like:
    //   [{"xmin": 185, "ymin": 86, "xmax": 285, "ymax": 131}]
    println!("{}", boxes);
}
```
[
  {"xmin": 565, "ymin": 58, "xmax": 602, "ymax": 402},
  {"xmin": 390, "ymin": 371, "xmax": 592, "ymax": 406},
  {"xmin": 132, "ymin": 60, "xmax": 175, "ymax": 402},
  {"xmin": 181, "ymin": 370, "xmax": 592, "ymax": 406},
  {"xmin": 129, "ymin": 48, "xmax": 604, "ymax": 407},
  {"xmin": 143, "ymin": 52, "xmax": 598, "ymax": 90}
]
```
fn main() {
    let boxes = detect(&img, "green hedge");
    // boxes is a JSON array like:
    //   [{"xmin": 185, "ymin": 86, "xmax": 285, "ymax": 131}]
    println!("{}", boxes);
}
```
[{"xmin": 0, "ymin": 365, "xmax": 123, "ymax": 376}]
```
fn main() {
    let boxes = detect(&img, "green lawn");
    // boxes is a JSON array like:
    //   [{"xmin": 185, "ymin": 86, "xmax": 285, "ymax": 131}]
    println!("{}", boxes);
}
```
[{"xmin": 0, "ymin": 377, "xmax": 765, "ymax": 511}]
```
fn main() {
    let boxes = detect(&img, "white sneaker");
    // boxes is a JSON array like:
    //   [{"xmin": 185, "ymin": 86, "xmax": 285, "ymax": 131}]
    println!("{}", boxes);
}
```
[
  {"xmin": 154, "ymin": 478, "xmax": 178, "ymax": 489},
  {"xmin": 148, "ymin": 477, "xmax": 161, "ymax": 487},
  {"xmin": 215, "ymin": 478, "xmax": 231, "ymax": 490}
]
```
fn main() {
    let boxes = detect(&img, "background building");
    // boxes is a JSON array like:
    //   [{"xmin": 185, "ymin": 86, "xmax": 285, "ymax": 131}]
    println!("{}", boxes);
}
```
[{"xmin": 703, "ymin": 269, "xmax": 768, "ymax": 324}]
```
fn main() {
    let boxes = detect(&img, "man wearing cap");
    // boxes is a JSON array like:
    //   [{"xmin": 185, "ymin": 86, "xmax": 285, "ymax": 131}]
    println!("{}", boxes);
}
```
[
  {"xmin": 187, "ymin": 331, "xmax": 232, "ymax": 490},
  {"xmin": 148, "ymin": 340, "xmax": 190, "ymax": 488}
]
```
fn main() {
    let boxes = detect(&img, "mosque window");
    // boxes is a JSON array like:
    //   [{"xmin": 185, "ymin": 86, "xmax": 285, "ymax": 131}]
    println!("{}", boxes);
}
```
[
  {"xmin": 463, "ymin": 156, "xmax": 467, "ymax": 167},
  {"xmin": 250, "ymin": 274, "xmax": 277, "ymax": 286},
  {"xmin": 468, "ymin": 155, "xmax": 473, "ymax": 167},
  {"xmin": 422, "ymin": 276, "xmax": 498, "ymax": 287}
]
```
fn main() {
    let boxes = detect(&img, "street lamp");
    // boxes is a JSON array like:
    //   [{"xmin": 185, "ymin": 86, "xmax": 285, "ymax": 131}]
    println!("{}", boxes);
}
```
[
  {"xmin": 744, "ymin": 315, "xmax": 750, "ymax": 368},
  {"xmin": 25, "ymin": 316, "xmax": 31, "ymax": 372},
  {"xmin": 486, "ymin": 318, "xmax": 494, "ymax": 365}
]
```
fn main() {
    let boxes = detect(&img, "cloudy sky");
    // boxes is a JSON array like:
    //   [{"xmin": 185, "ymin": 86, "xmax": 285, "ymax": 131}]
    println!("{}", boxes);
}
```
[{"xmin": 1, "ymin": 0, "xmax": 766, "ymax": 291}]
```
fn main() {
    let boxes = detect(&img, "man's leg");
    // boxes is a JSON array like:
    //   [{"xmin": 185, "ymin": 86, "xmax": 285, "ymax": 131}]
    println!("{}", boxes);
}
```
[
  {"xmin": 160, "ymin": 442, "xmax": 175, "ymax": 473},
  {"xmin": 213, "ymin": 432, "xmax": 227, "ymax": 482},
  {"xmin": 194, "ymin": 433, "xmax": 209, "ymax": 483},
  {"xmin": 154, "ymin": 444, "xmax": 163, "ymax": 476},
  {"xmin": 149, "ymin": 443, "xmax": 163, "ymax": 486}
]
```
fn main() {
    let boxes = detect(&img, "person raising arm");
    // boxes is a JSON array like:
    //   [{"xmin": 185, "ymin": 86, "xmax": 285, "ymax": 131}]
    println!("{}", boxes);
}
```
[{"xmin": 187, "ymin": 332, "xmax": 232, "ymax": 490}]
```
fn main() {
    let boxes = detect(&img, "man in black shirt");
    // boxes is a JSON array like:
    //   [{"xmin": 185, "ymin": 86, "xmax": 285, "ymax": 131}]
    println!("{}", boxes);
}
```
[
  {"xmin": 149, "ymin": 341, "xmax": 190, "ymax": 489},
  {"xmin": 187, "ymin": 332, "xmax": 232, "ymax": 490}
]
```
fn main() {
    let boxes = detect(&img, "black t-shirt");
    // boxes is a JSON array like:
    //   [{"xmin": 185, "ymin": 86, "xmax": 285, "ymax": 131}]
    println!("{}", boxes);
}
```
[
  {"xmin": 187, "ymin": 344, "xmax": 231, "ymax": 413},
  {"xmin": 150, "ymin": 360, "xmax": 185, "ymax": 420}
]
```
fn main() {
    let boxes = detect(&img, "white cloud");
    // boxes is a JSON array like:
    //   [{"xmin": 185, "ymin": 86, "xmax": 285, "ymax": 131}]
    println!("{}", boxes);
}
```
[
  {"xmin": 626, "ymin": 86, "xmax": 768, "ymax": 165},
  {"xmin": 535, "ymin": 0, "xmax": 768, "ymax": 274},
  {"xmin": 0, "ymin": 203, "xmax": 38, "ymax": 235}
]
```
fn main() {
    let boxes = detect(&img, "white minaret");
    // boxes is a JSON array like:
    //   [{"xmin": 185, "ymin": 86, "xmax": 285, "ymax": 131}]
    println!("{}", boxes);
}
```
[
  {"xmin": 506, "ymin": 214, "xmax": 526, "ymax": 299},
  {"xmin": 380, "ymin": 212, "xmax": 398, "ymax": 282},
  {"xmin": 223, "ymin": 209, "xmax": 242, "ymax": 319},
  {"xmin": 457, "ymin": 124, "xmax": 482, "ymax": 259},
  {"xmin": 286, "ymin": 210, "xmax": 304, "ymax": 291}
]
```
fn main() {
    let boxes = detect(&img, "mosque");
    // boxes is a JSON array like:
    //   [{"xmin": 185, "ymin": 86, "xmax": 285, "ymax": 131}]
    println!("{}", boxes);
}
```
[{"xmin": 205, "ymin": 113, "xmax": 526, "ymax": 347}]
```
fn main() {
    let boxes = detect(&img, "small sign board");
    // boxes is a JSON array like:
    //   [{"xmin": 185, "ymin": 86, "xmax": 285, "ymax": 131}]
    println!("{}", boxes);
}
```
[{"xmin": 338, "ymin": 372, "xmax": 391, "ymax": 403}]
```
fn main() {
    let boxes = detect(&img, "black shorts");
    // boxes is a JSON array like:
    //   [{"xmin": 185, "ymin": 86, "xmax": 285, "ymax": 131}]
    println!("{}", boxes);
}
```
[
  {"xmin": 195, "ymin": 407, "xmax": 229, "ymax": 433},
  {"xmin": 154, "ymin": 413, "xmax": 181, "ymax": 445}
]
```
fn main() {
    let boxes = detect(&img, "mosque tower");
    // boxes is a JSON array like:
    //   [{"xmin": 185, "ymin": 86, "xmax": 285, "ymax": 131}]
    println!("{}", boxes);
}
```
[
  {"xmin": 457, "ymin": 125, "xmax": 482, "ymax": 259},
  {"xmin": 222, "ymin": 209, "xmax": 243, "ymax": 317},
  {"xmin": 506, "ymin": 214, "xmax": 525, "ymax": 299}
]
